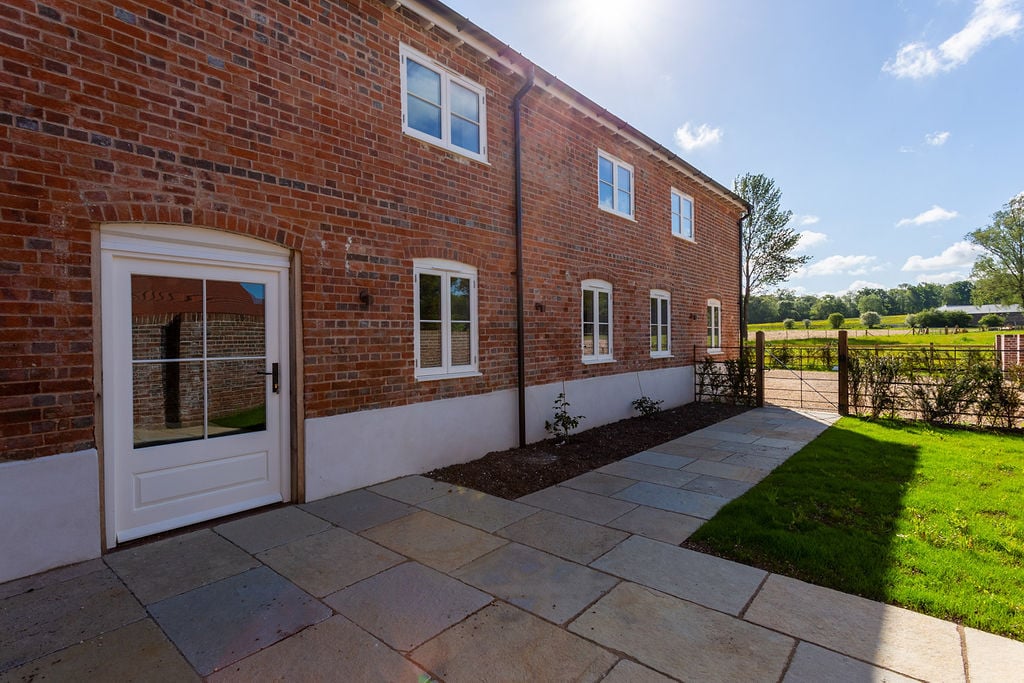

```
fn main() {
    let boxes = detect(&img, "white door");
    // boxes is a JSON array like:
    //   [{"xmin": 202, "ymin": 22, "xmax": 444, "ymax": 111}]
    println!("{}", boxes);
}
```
[{"xmin": 101, "ymin": 225, "xmax": 290, "ymax": 545}]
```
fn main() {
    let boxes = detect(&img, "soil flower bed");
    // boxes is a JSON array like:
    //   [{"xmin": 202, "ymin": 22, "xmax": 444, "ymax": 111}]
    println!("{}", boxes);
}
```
[{"xmin": 428, "ymin": 402, "xmax": 749, "ymax": 500}]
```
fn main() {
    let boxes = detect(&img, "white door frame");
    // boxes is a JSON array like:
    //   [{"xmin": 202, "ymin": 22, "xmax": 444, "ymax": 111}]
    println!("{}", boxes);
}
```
[{"xmin": 100, "ymin": 224, "xmax": 291, "ymax": 548}]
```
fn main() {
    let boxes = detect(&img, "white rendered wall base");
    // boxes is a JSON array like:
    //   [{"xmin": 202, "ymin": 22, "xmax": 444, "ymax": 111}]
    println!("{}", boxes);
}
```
[
  {"xmin": 305, "ymin": 365, "xmax": 695, "ymax": 501},
  {"xmin": 0, "ymin": 450, "xmax": 101, "ymax": 583}
]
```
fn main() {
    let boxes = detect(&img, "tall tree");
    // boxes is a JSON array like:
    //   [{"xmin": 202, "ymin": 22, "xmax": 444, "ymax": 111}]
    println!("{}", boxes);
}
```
[
  {"xmin": 734, "ymin": 173, "xmax": 811, "ymax": 339},
  {"xmin": 968, "ymin": 194, "xmax": 1024, "ymax": 305}
]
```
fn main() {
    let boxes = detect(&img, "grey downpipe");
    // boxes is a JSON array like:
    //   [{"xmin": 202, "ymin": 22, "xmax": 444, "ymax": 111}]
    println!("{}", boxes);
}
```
[
  {"xmin": 738, "ymin": 207, "xmax": 750, "ymax": 342},
  {"xmin": 513, "ymin": 67, "xmax": 535, "ymax": 447}
]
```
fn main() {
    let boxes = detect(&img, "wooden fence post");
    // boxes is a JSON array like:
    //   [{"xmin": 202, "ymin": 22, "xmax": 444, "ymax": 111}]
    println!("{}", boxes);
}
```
[
  {"xmin": 755, "ymin": 331, "xmax": 765, "ymax": 407},
  {"xmin": 838, "ymin": 330, "xmax": 849, "ymax": 416}
]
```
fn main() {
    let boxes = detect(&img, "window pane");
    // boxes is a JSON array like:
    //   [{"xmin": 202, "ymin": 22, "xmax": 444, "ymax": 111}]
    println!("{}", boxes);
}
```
[
  {"xmin": 419, "ymin": 273, "xmax": 442, "ymax": 321},
  {"xmin": 598, "ymin": 291, "xmax": 609, "ymax": 325},
  {"xmin": 408, "ymin": 97, "xmax": 442, "ymax": 139},
  {"xmin": 598, "ymin": 324, "xmax": 610, "ymax": 355},
  {"xmin": 672, "ymin": 212, "xmax": 680, "ymax": 235},
  {"xmin": 617, "ymin": 189, "xmax": 631, "ymax": 215},
  {"xmin": 207, "ymin": 358, "xmax": 266, "ymax": 439},
  {"xmin": 650, "ymin": 324, "xmax": 658, "ymax": 351},
  {"xmin": 660, "ymin": 324, "xmax": 669, "ymax": 351},
  {"xmin": 407, "ymin": 59, "xmax": 441, "ymax": 104},
  {"xmin": 206, "ymin": 281, "xmax": 265, "ymax": 359},
  {"xmin": 661, "ymin": 299, "xmax": 669, "ymax": 323},
  {"xmin": 650, "ymin": 298, "xmax": 658, "ymax": 326},
  {"xmin": 682, "ymin": 197, "xmax": 693, "ymax": 220},
  {"xmin": 450, "ymin": 322, "xmax": 471, "ymax": 366},
  {"xmin": 451, "ymin": 116, "xmax": 480, "ymax": 153},
  {"xmin": 617, "ymin": 166, "xmax": 631, "ymax": 192},
  {"xmin": 598, "ymin": 156, "xmax": 613, "ymax": 184},
  {"xmin": 131, "ymin": 275, "xmax": 203, "ymax": 361},
  {"xmin": 599, "ymin": 181, "xmax": 614, "ymax": 210},
  {"xmin": 582, "ymin": 322, "xmax": 595, "ymax": 355},
  {"xmin": 419, "ymin": 322, "xmax": 442, "ymax": 368},
  {"xmin": 450, "ymin": 82, "xmax": 479, "ymax": 122},
  {"xmin": 672, "ymin": 193, "xmax": 681, "ymax": 213},
  {"xmin": 582, "ymin": 289, "xmax": 594, "ymax": 324},
  {"xmin": 450, "ymin": 277, "xmax": 470, "ymax": 321},
  {"xmin": 133, "ymin": 360, "xmax": 204, "ymax": 448}
]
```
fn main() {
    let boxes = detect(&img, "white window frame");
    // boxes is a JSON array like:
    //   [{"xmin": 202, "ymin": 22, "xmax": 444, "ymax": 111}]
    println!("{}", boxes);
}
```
[
  {"xmin": 707, "ymin": 298, "xmax": 722, "ymax": 353},
  {"xmin": 671, "ymin": 189, "xmax": 694, "ymax": 241},
  {"xmin": 581, "ymin": 279, "xmax": 614, "ymax": 364},
  {"xmin": 650, "ymin": 289, "xmax": 671, "ymax": 358},
  {"xmin": 597, "ymin": 150, "xmax": 634, "ymax": 220},
  {"xmin": 414, "ymin": 258, "xmax": 479, "ymax": 380},
  {"xmin": 400, "ymin": 44, "xmax": 488, "ymax": 163}
]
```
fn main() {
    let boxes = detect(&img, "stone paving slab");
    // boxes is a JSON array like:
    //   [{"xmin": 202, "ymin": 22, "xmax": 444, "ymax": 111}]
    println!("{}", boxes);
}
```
[
  {"xmin": 0, "ymin": 566, "xmax": 146, "ymax": 671},
  {"xmin": 613, "ymin": 481, "xmax": 729, "ymax": 519},
  {"xmin": 517, "ymin": 485, "xmax": 637, "ymax": 525},
  {"xmin": 591, "ymin": 536, "xmax": 765, "ymax": 616},
  {"xmin": 0, "ymin": 558, "xmax": 106, "ymax": 601},
  {"xmin": 605, "ymin": 506, "xmax": 705, "ymax": 545},
  {"xmin": 561, "ymin": 471, "xmax": 636, "ymax": 496},
  {"xmin": 497, "ymin": 509, "xmax": 629, "ymax": 564},
  {"xmin": 0, "ymin": 618, "xmax": 199, "ymax": 683},
  {"xmin": 720, "ymin": 453, "xmax": 787, "ymax": 471},
  {"xmin": 149, "ymin": 566, "xmax": 330, "ymax": 676},
  {"xmin": 646, "ymin": 438, "xmax": 720, "ymax": 457},
  {"xmin": 689, "ymin": 428, "xmax": 760, "ymax": 444},
  {"xmin": 368, "ymin": 475, "xmax": 452, "ymax": 505},
  {"xmin": 207, "ymin": 615, "xmax": 428, "ymax": 682},
  {"xmin": 454, "ymin": 542, "xmax": 619, "ymax": 624},
  {"xmin": 681, "ymin": 458, "xmax": 766, "ymax": 484},
  {"xmin": 570, "ymin": 582, "xmax": 793, "ymax": 683},
  {"xmin": 597, "ymin": 460, "xmax": 700, "ymax": 487},
  {"xmin": 419, "ymin": 487, "xmax": 536, "ymax": 532},
  {"xmin": 362, "ymin": 510, "xmax": 506, "ymax": 572},
  {"xmin": 326, "ymin": 561, "xmax": 491, "ymax": 651},
  {"xmin": 782, "ymin": 641, "xmax": 918, "ymax": 683},
  {"xmin": 681, "ymin": 475, "xmax": 754, "ymax": 499},
  {"xmin": 963, "ymin": 627, "xmax": 1024, "ymax": 683},
  {"xmin": 745, "ymin": 574, "xmax": 965, "ymax": 682},
  {"xmin": 214, "ymin": 506, "xmax": 331, "ymax": 553},
  {"xmin": 601, "ymin": 659, "xmax": 678, "ymax": 683},
  {"xmin": 300, "ymin": 488, "xmax": 413, "ymax": 532},
  {"xmin": 625, "ymin": 450, "xmax": 695, "ymax": 469},
  {"xmin": 256, "ymin": 527, "xmax": 403, "ymax": 597},
  {"xmin": 412, "ymin": 602, "xmax": 617, "ymax": 682},
  {"xmin": 105, "ymin": 529, "xmax": 260, "ymax": 605}
]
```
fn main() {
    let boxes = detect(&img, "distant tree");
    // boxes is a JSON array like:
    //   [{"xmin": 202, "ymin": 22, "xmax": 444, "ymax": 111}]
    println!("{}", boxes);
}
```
[
  {"xmin": 946, "ymin": 310, "xmax": 973, "ymax": 328},
  {"xmin": 916, "ymin": 309, "xmax": 946, "ymax": 328},
  {"xmin": 802, "ymin": 319, "xmax": 811, "ymax": 329},
  {"xmin": 747, "ymin": 295, "xmax": 779, "ymax": 324},
  {"xmin": 827, "ymin": 312, "xmax": 845, "ymax": 329},
  {"xmin": 905, "ymin": 313, "xmax": 918, "ymax": 331},
  {"xmin": 735, "ymin": 173, "xmax": 811, "ymax": 339},
  {"xmin": 941, "ymin": 281, "xmax": 974, "ymax": 306},
  {"xmin": 860, "ymin": 311, "xmax": 882, "ymax": 328},
  {"xmin": 979, "ymin": 313, "xmax": 1005, "ymax": 330},
  {"xmin": 783, "ymin": 318, "xmax": 796, "ymax": 329},
  {"xmin": 968, "ymin": 194, "xmax": 1024, "ymax": 306},
  {"xmin": 857, "ymin": 294, "xmax": 886, "ymax": 316},
  {"xmin": 811, "ymin": 295, "xmax": 848, "ymax": 320}
]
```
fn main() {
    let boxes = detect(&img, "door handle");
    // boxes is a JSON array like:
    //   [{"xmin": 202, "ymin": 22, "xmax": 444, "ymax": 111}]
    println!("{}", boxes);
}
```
[{"xmin": 257, "ymin": 362, "xmax": 280, "ymax": 393}]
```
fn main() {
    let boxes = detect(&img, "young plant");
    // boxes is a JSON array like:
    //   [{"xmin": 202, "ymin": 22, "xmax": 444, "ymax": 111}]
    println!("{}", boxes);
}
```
[
  {"xmin": 632, "ymin": 395, "xmax": 664, "ymax": 417},
  {"xmin": 545, "ymin": 392, "xmax": 585, "ymax": 440}
]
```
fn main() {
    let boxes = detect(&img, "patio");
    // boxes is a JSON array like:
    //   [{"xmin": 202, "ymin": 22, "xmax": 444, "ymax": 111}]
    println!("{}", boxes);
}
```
[{"xmin": 2, "ymin": 407, "xmax": 1021, "ymax": 682}]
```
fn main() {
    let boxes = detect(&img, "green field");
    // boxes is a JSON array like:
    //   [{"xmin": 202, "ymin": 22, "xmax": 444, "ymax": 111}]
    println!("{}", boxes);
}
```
[{"xmin": 688, "ymin": 418, "xmax": 1024, "ymax": 640}]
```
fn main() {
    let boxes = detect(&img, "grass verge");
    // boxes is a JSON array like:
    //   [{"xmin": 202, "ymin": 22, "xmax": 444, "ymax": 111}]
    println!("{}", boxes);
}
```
[{"xmin": 686, "ymin": 417, "xmax": 1024, "ymax": 640}]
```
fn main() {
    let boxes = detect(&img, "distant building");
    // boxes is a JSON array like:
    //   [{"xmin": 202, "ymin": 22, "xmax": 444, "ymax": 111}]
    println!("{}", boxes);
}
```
[{"xmin": 937, "ymin": 305, "xmax": 1023, "ymax": 326}]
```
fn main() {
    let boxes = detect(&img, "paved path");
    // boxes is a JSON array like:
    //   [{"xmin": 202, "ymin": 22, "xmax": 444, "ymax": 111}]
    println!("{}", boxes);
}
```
[{"xmin": 2, "ymin": 407, "xmax": 1022, "ymax": 681}]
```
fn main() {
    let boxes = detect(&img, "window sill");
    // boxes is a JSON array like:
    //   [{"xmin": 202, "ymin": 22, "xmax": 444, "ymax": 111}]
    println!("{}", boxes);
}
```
[
  {"xmin": 582, "ymin": 357, "xmax": 616, "ymax": 365},
  {"xmin": 650, "ymin": 353, "xmax": 674, "ymax": 359},
  {"xmin": 403, "ymin": 129, "xmax": 490, "ymax": 166},
  {"xmin": 598, "ymin": 205, "xmax": 636, "ymax": 222},
  {"xmin": 415, "ymin": 370, "xmax": 483, "ymax": 382},
  {"xmin": 671, "ymin": 233, "xmax": 696, "ymax": 243},
  {"xmin": 706, "ymin": 348, "xmax": 723, "ymax": 355}
]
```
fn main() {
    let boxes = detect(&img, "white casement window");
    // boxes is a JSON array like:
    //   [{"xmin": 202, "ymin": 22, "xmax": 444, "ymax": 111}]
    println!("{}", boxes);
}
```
[
  {"xmin": 414, "ymin": 259, "xmax": 479, "ymax": 379},
  {"xmin": 707, "ymin": 298, "xmax": 722, "ymax": 352},
  {"xmin": 597, "ymin": 151, "xmax": 634, "ymax": 219},
  {"xmin": 671, "ymin": 189, "xmax": 694, "ymax": 240},
  {"xmin": 400, "ymin": 44, "xmax": 487, "ymax": 162},
  {"xmin": 650, "ymin": 290, "xmax": 671, "ymax": 357},
  {"xmin": 582, "ymin": 279, "xmax": 614, "ymax": 363}
]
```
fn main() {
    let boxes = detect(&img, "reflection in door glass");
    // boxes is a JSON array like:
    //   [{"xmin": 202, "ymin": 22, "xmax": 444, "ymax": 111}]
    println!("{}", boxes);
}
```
[
  {"xmin": 133, "ymin": 361, "xmax": 204, "ymax": 447},
  {"xmin": 207, "ymin": 359, "xmax": 267, "ymax": 438},
  {"xmin": 206, "ymin": 281, "xmax": 265, "ymax": 359},
  {"xmin": 131, "ymin": 275, "xmax": 203, "ymax": 361}
]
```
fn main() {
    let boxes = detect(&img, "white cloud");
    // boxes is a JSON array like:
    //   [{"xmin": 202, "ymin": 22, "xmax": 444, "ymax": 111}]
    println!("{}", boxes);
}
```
[
  {"xmin": 841, "ymin": 279, "xmax": 888, "ymax": 294},
  {"xmin": 883, "ymin": 0, "xmax": 1022, "ymax": 79},
  {"xmin": 796, "ymin": 230, "xmax": 828, "ymax": 252},
  {"xmin": 917, "ymin": 271, "xmax": 967, "ymax": 284},
  {"xmin": 806, "ymin": 254, "xmax": 878, "ymax": 277},
  {"xmin": 895, "ymin": 205, "xmax": 959, "ymax": 227},
  {"xmin": 674, "ymin": 122, "xmax": 723, "ymax": 152},
  {"xmin": 794, "ymin": 214, "xmax": 820, "ymax": 226},
  {"xmin": 925, "ymin": 131, "xmax": 951, "ymax": 146},
  {"xmin": 902, "ymin": 241, "xmax": 983, "ymax": 271}
]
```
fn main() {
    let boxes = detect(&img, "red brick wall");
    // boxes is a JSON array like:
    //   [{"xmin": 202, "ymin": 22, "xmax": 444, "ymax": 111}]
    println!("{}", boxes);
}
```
[{"xmin": 0, "ymin": 0, "xmax": 742, "ymax": 460}]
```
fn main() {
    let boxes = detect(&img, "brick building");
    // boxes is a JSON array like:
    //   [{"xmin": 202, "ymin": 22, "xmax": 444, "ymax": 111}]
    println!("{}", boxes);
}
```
[{"xmin": 0, "ymin": 0, "xmax": 746, "ymax": 581}]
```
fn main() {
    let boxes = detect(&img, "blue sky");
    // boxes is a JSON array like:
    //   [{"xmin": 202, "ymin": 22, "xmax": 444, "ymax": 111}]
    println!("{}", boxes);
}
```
[{"xmin": 444, "ymin": 0, "xmax": 1024, "ymax": 296}]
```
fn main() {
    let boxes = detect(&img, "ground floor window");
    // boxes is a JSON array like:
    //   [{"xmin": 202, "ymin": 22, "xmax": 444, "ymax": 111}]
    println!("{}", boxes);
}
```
[
  {"xmin": 707, "ymin": 298, "xmax": 721, "ymax": 352},
  {"xmin": 582, "ymin": 279, "xmax": 614, "ymax": 362},
  {"xmin": 650, "ymin": 290, "xmax": 671, "ymax": 357},
  {"xmin": 414, "ymin": 259, "xmax": 478, "ymax": 379}
]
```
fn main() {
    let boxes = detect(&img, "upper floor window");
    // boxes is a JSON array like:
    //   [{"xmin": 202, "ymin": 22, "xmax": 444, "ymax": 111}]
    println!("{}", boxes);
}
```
[
  {"xmin": 582, "ymin": 279, "xmax": 614, "ymax": 363},
  {"xmin": 671, "ymin": 190, "xmax": 694, "ymax": 240},
  {"xmin": 707, "ymin": 298, "xmax": 722, "ymax": 352},
  {"xmin": 598, "ymin": 151, "xmax": 633, "ymax": 219},
  {"xmin": 650, "ymin": 290, "xmax": 671, "ymax": 357},
  {"xmin": 400, "ymin": 44, "xmax": 487, "ymax": 162},
  {"xmin": 414, "ymin": 259, "xmax": 479, "ymax": 379}
]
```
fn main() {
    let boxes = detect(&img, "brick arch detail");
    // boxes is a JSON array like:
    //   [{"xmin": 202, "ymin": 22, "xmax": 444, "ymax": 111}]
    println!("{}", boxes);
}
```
[{"xmin": 404, "ymin": 243, "xmax": 488, "ymax": 271}]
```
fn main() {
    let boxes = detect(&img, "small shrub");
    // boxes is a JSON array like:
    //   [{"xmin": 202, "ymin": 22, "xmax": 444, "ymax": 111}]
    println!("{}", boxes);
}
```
[
  {"xmin": 905, "ymin": 314, "xmax": 918, "ymax": 333},
  {"xmin": 860, "ymin": 311, "xmax": 882, "ymax": 328},
  {"xmin": 632, "ymin": 395, "xmax": 664, "ymax": 417},
  {"xmin": 783, "ymin": 318, "xmax": 796, "ymax": 330},
  {"xmin": 828, "ymin": 312, "xmax": 845, "ymax": 329},
  {"xmin": 979, "ymin": 313, "xmax": 1005, "ymax": 330},
  {"xmin": 861, "ymin": 354, "xmax": 906, "ymax": 418},
  {"xmin": 802, "ymin": 319, "xmax": 812, "ymax": 329},
  {"xmin": 545, "ymin": 392, "xmax": 584, "ymax": 440}
]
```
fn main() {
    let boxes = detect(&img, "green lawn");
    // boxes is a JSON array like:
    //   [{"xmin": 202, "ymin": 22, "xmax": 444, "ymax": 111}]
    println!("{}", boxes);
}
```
[
  {"xmin": 761, "ymin": 330, "xmax": 1001, "ymax": 347},
  {"xmin": 688, "ymin": 418, "xmax": 1024, "ymax": 640}
]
